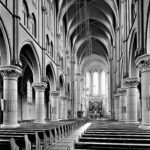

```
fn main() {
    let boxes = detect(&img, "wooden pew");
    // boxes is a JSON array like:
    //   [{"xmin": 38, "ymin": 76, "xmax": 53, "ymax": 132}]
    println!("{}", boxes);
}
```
[
  {"xmin": 0, "ymin": 138, "xmax": 19, "ymax": 150},
  {"xmin": 74, "ymin": 141, "xmax": 150, "ymax": 149},
  {"xmin": 78, "ymin": 136, "xmax": 150, "ymax": 144},
  {"xmin": 0, "ymin": 135, "xmax": 30, "ymax": 150},
  {"xmin": 82, "ymin": 133, "xmax": 150, "ymax": 139},
  {"xmin": 84, "ymin": 131, "xmax": 150, "ymax": 135},
  {"xmin": 0, "ymin": 131, "xmax": 41, "ymax": 150},
  {"xmin": 0, "ymin": 119, "xmax": 87, "ymax": 150}
]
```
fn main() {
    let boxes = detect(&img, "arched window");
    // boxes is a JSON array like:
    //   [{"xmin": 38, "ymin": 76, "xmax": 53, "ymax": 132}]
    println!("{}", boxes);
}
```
[
  {"xmin": 27, "ymin": 80, "xmax": 32, "ymax": 103},
  {"xmin": 32, "ymin": 0, "xmax": 37, "ymax": 6},
  {"xmin": 50, "ymin": 9, "xmax": 53, "ymax": 31},
  {"xmin": 93, "ymin": 71, "xmax": 99, "ymax": 95},
  {"xmin": 101, "ymin": 71, "xmax": 105, "ymax": 94},
  {"xmin": 86, "ymin": 72, "xmax": 90, "ymax": 89},
  {"xmin": 5, "ymin": 0, "xmax": 7, "ymax": 7},
  {"xmin": 50, "ymin": 41, "xmax": 53, "ymax": 58},
  {"xmin": 147, "ymin": 14, "xmax": 150, "ymax": 54},
  {"xmin": 31, "ymin": 14, "xmax": 36, "ymax": 37},
  {"xmin": 86, "ymin": 72, "xmax": 90, "ymax": 95},
  {"xmin": 131, "ymin": 0, "xmax": 136, "ymax": 24},
  {"xmin": 47, "ymin": 0, "xmax": 50, "ymax": 28},
  {"xmin": 60, "ymin": 57, "xmax": 63, "ymax": 69},
  {"xmin": 22, "ymin": 1, "xmax": 28, "ymax": 27},
  {"xmin": 46, "ymin": 35, "xmax": 50, "ymax": 53}
]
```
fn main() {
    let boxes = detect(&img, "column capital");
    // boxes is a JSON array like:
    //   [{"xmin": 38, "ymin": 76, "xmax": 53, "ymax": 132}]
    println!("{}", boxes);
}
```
[
  {"xmin": 71, "ymin": 61, "xmax": 75, "ymax": 64},
  {"xmin": 135, "ymin": 54, "xmax": 150, "ymax": 72},
  {"xmin": 50, "ymin": 91, "xmax": 60, "ymax": 97},
  {"xmin": 67, "ymin": 98, "xmax": 72, "ymax": 101},
  {"xmin": 32, "ymin": 82, "xmax": 47, "ymax": 91},
  {"xmin": 60, "ymin": 96, "xmax": 68, "ymax": 100},
  {"xmin": 114, "ymin": 92, "xmax": 121, "ymax": 97},
  {"xmin": 123, "ymin": 78, "xmax": 140, "ymax": 88},
  {"xmin": 0, "ymin": 65, "xmax": 22, "ymax": 79},
  {"xmin": 117, "ymin": 88, "xmax": 126, "ymax": 95}
]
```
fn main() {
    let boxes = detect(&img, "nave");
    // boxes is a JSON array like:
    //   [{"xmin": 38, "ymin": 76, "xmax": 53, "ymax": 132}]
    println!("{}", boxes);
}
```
[{"xmin": 1, "ymin": 119, "xmax": 150, "ymax": 150}]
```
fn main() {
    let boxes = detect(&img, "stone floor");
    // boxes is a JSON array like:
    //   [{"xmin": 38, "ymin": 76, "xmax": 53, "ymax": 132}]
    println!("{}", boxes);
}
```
[{"xmin": 46, "ymin": 122, "xmax": 92, "ymax": 150}]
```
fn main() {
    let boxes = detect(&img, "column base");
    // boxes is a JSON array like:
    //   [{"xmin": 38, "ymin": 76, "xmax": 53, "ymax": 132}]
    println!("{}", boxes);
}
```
[
  {"xmin": 119, "ymin": 119, "xmax": 126, "ymax": 122},
  {"xmin": 1, "ymin": 123, "xmax": 20, "ymax": 128},
  {"xmin": 139, "ymin": 123, "xmax": 150, "ymax": 130},
  {"xmin": 51, "ymin": 119, "xmax": 59, "ymax": 121},
  {"xmin": 125, "ymin": 121, "xmax": 139, "ymax": 124},
  {"xmin": 34, "ymin": 120, "xmax": 46, "ymax": 124}
]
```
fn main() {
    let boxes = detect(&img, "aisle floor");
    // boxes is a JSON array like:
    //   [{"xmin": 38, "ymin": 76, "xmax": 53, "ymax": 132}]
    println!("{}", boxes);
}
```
[{"xmin": 46, "ymin": 122, "xmax": 92, "ymax": 150}]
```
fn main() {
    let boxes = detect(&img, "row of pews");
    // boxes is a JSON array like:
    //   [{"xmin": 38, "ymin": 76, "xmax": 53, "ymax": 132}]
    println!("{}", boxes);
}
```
[
  {"xmin": 74, "ymin": 120, "xmax": 150, "ymax": 150},
  {"xmin": 0, "ymin": 119, "xmax": 87, "ymax": 150}
]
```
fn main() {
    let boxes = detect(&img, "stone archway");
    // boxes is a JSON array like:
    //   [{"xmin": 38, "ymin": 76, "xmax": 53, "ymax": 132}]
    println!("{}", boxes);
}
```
[
  {"xmin": 123, "ymin": 31, "xmax": 140, "ymax": 123},
  {"xmin": 0, "ymin": 21, "xmax": 11, "ymax": 124},
  {"xmin": 59, "ymin": 74, "xmax": 64, "ymax": 94},
  {"xmin": 0, "ymin": 20, "xmax": 11, "ymax": 66},
  {"xmin": 129, "ymin": 31, "xmax": 138, "ymax": 78},
  {"xmin": 18, "ymin": 43, "xmax": 41, "ymax": 121},
  {"xmin": 45, "ymin": 64, "xmax": 56, "ymax": 120}
]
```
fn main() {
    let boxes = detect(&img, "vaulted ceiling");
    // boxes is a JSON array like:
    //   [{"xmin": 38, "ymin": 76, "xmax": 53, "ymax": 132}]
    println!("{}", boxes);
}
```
[{"xmin": 57, "ymin": 0, "xmax": 119, "ymax": 65}]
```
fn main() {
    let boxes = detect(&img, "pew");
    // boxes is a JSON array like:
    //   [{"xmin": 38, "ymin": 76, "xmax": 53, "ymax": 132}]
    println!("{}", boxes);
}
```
[
  {"xmin": 0, "ymin": 135, "xmax": 30, "ymax": 150},
  {"xmin": 74, "ymin": 141, "xmax": 150, "ymax": 149},
  {"xmin": 74, "ymin": 120, "xmax": 150, "ymax": 150},
  {"xmin": 0, "ymin": 119, "xmax": 87, "ymax": 150},
  {"xmin": 0, "ymin": 131, "xmax": 41, "ymax": 150},
  {"xmin": 0, "ymin": 138, "xmax": 19, "ymax": 150},
  {"xmin": 82, "ymin": 133, "xmax": 150, "ymax": 139},
  {"xmin": 78, "ymin": 136, "xmax": 150, "ymax": 144}
]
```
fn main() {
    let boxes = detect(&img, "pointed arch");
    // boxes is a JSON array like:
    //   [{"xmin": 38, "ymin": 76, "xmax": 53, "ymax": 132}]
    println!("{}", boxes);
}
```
[
  {"xmin": 46, "ymin": 62, "xmax": 56, "ymax": 91},
  {"xmin": 129, "ymin": 29, "xmax": 138, "ymax": 77},
  {"xmin": 146, "ymin": 4, "xmax": 150, "ymax": 54},
  {"xmin": 19, "ymin": 41, "xmax": 41, "ymax": 82},
  {"xmin": 0, "ymin": 18, "xmax": 11, "ymax": 65}
]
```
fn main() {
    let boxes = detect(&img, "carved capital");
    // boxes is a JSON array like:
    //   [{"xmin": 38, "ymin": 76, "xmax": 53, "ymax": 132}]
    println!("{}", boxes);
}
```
[
  {"xmin": 50, "ymin": 91, "xmax": 60, "ymax": 97},
  {"xmin": 123, "ymin": 78, "xmax": 140, "ymax": 88},
  {"xmin": 0, "ymin": 65, "xmax": 22, "ymax": 80},
  {"xmin": 135, "ymin": 54, "xmax": 150, "ymax": 72},
  {"xmin": 114, "ymin": 92, "xmax": 121, "ymax": 97},
  {"xmin": 71, "ymin": 60, "xmax": 75, "ymax": 64},
  {"xmin": 32, "ymin": 82, "xmax": 47, "ymax": 91},
  {"xmin": 60, "ymin": 96, "xmax": 68, "ymax": 100},
  {"xmin": 67, "ymin": 98, "xmax": 72, "ymax": 101},
  {"xmin": 41, "ymin": 6, "xmax": 47, "ymax": 14},
  {"xmin": 56, "ymin": 33, "xmax": 61, "ymax": 39},
  {"xmin": 117, "ymin": 88, "xmax": 126, "ymax": 95}
]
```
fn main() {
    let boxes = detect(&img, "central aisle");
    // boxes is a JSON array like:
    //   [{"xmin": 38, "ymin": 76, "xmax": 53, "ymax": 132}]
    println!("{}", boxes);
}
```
[{"xmin": 46, "ymin": 122, "xmax": 92, "ymax": 150}]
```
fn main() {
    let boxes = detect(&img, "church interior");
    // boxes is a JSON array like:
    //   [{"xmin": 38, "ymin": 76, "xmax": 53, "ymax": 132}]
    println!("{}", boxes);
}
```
[{"xmin": 0, "ymin": 0, "xmax": 150, "ymax": 149}]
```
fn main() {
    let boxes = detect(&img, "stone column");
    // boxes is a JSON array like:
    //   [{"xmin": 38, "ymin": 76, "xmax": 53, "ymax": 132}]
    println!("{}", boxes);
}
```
[
  {"xmin": 99, "ymin": 71, "xmax": 101, "ymax": 95},
  {"xmin": 60, "ymin": 96, "xmax": 65, "ymax": 120},
  {"xmin": 118, "ymin": 88, "xmax": 127, "ymax": 121},
  {"xmin": 136, "ymin": 54, "xmax": 150, "ymax": 129},
  {"xmin": 50, "ymin": 91, "xmax": 60, "ymax": 121},
  {"xmin": 62, "ymin": 96, "xmax": 68, "ymax": 119},
  {"xmin": 0, "ymin": 65, "xmax": 22, "ymax": 128},
  {"xmin": 114, "ymin": 93, "xmax": 120, "ymax": 120},
  {"xmin": 33, "ymin": 82, "xmax": 47, "ymax": 123},
  {"xmin": 90, "ymin": 72, "xmax": 93, "ymax": 95},
  {"xmin": 123, "ymin": 78, "xmax": 140, "ymax": 123},
  {"xmin": 48, "ymin": 92, "xmax": 51, "ymax": 119}
]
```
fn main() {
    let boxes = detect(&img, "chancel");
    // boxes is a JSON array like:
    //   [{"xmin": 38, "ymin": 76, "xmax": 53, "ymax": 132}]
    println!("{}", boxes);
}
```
[{"xmin": 0, "ymin": 0, "xmax": 150, "ymax": 149}]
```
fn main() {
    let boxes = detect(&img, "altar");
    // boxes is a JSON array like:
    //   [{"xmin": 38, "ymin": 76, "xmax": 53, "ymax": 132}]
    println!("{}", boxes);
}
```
[
  {"xmin": 88, "ymin": 100, "xmax": 102, "ymax": 120},
  {"xmin": 89, "ymin": 112, "xmax": 100, "ymax": 119}
]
